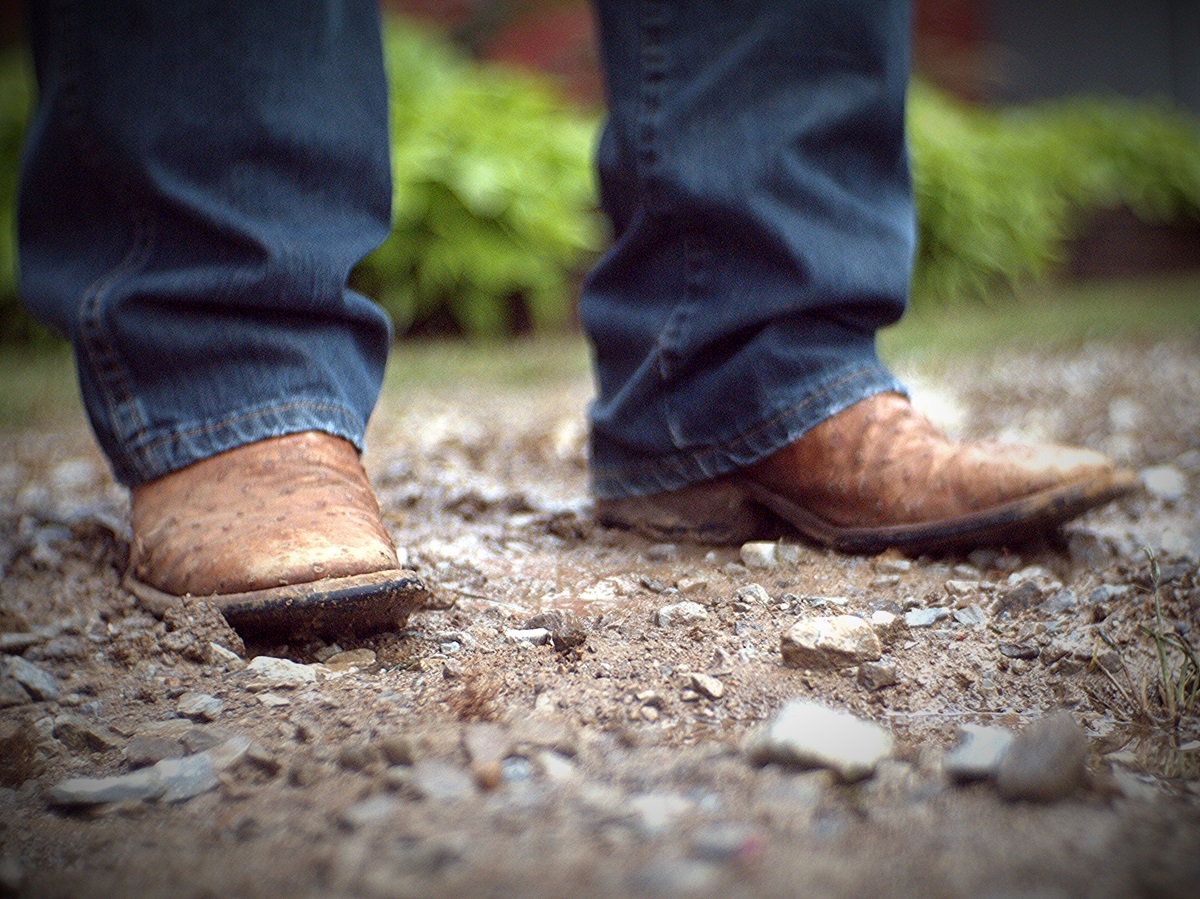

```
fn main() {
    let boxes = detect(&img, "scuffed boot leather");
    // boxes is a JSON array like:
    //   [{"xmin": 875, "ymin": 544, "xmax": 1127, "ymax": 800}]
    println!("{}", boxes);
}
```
[
  {"xmin": 598, "ymin": 393, "xmax": 1137, "ymax": 553},
  {"xmin": 126, "ymin": 431, "xmax": 425, "ymax": 638}
]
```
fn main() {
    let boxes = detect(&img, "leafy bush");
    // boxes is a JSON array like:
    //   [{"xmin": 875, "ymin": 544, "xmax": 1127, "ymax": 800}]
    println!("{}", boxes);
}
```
[
  {"xmin": 909, "ymin": 83, "xmax": 1200, "ymax": 302},
  {"xmin": 352, "ymin": 20, "xmax": 603, "ymax": 338},
  {"xmin": 0, "ymin": 46, "xmax": 42, "ymax": 345}
]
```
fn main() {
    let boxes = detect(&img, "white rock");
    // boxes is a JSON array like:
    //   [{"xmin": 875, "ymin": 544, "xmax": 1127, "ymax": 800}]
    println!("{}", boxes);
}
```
[
  {"xmin": 504, "ymin": 628, "xmax": 551, "ymax": 646},
  {"xmin": 739, "ymin": 541, "xmax": 778, "ymax": 569},
  {"xmin": 207, "ymin": 642, "xmax": 242, "ymax": 665},
  {"xmin": 744, "ymin": 701, "xmax": 893, "ymax": 782},
  {"xmin": 1141, "ymin": 465, "xmax": 1187, "ymax": 503},
  {"xmin": 244, "ymin": 656, "xmax": 320, "ymax": 688},
  {"xmin": 869, "ymin": 610, "xmax": 904, "ymax": 644},
  {"xmin": 49, "ymin": 768, "xmax": 167, "ymax": 806},
  {"xmin": 655, "ymin": 601, "xmax": 708, "ymax": 627},
  {"xmin": 781, "ymin": 616, "xmax": 882, "ymax": 669},
  {"xmin": 943, "ymin": 724, "xmax": 1014, "ymax": 783},
  {"xmin": 732, "ymin": 584, "xmax": 770, "ymax": 605},
  {"xmin": 689, "ymin": 672, "xmax": 725, "ymax": 700}
]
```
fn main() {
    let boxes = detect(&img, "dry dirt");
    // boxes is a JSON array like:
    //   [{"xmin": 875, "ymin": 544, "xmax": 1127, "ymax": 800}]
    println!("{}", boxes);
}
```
[{"xmin": 1, "ymin": 338, "xmax": 1199, "ymax": 899}]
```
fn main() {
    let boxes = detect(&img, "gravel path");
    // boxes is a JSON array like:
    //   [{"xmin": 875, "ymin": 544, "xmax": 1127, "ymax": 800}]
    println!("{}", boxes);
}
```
[{"xmin": 1, "ymin": 339, "xmax": 1198, "ymax": 898}]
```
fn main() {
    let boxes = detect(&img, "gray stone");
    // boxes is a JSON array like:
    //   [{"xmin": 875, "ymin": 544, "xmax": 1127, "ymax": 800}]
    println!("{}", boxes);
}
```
[
  {"xmin": 207, "ymin": 642, "xmax": 243, "ymax": 666},
  {"xmin": 904, "ymin": 607, "xmax": 950, "ymax": 628},
  {"xmin": 952, "ymin": 605, "xmax": 987, "ymax": 627},
  {"xmin": 177, "ymin": 692, "xmax": 224, "ymax": 721},
  {"xmin": 744, "ymin": 700, "xmax": 893, "ymax": 783},
  {"xmin": 1141, "ymin": 464, "xmax": 1187, "ymax": 503},
  {"xmin": 856, "ymin": 661, "xmax": 898, "ymax": 692},
  {"xmin": 875, "ymin": 557, "xmax": 913, "ymax": 574},
  {"xmin": 781, "ymin": 616, "xmax": 882, "ymax": 669},
  {"xmin": 655, "ymin": 601, "xmax": 708, "ymax": 628},
  {"xmin": 52, "ymin": 714, "xmax": 123, "ymax": 753},
  {"xmin": 49, "ymin": 768, "xmax": 167, "ymax": 806},
  {"xmin": 996, "ymin": 712, "xmax": 1088, "ymax": 802},
  {"xmin": 943, "ymin": 724, "xmax": 1014, "ymax": 784},
  {"xmin": 0, "ymin": 678, "xmax": 30, "ymax": 708},
  {"xmin": 1038, "ymin": 590, "xmax": 1078, "ymax": 615},
  {"xmin": 125, "ymin": 735, "xmax": 187, "ymax": 769},
  {"xmin": 1087, "ymin": 584, "xmax": 1132, "ymax": 605},
  {"xmin": 2, "ymin": 655, "xmax": 60, "ymax": 701},
  {"xmin": 157, "ymin": 752, "xmax": 219, "ymax": 802},
  {"xmin": 740, "ymin": 541, "xmax": 778, "ymax": 569}
]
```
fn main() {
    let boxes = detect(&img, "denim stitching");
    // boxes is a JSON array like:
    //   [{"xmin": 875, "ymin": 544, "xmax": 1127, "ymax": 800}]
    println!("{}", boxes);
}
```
[
  {"xmin": 77, "ymin": 208, "xmax": 157, "ymax": 479},
  {"xmin": 131, "ymin": 399, "xmax": 364, "ymax": 458}
]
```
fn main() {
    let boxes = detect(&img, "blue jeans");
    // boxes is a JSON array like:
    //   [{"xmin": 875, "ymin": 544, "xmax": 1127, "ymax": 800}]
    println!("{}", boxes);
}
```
[
  {"xmin": 20, "ymin": 0, "xmax": 913, "ymax": 496},
  {"xmin": 584, "ymin": 0, "xmax": 913, "ymax": 498}
]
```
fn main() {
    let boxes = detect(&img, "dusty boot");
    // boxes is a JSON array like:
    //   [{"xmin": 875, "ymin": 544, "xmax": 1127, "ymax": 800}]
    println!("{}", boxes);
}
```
[
  {"xmin": 597, "ymin": 393, "xmax": 1137, "ymax": 554},
  {"xmin": 125, "ymin": 431, "xmax": 425, "ymax": 639}
]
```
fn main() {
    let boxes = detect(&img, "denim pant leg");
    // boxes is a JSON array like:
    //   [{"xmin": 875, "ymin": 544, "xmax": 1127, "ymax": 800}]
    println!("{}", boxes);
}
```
[
  {"xmin": 18, "ymin": 1, "xmax": 393, "ymax": 487},
  {"xmin": 583, "ymin": 0, "xmax": 914, "ymax": 500}
]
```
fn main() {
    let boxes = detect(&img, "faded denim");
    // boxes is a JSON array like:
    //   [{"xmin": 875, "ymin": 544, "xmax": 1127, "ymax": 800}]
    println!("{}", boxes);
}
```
[
  {"xmin": 583, "ymin": 0, "xmax": 914, "ymax": 498},
  {"xmin": 20, "ymin": 0, "xmax": 915, "ymax": 498},
  {"xmin": 19, "ymin": 0, "xmax": 394, "ymax": 486}
]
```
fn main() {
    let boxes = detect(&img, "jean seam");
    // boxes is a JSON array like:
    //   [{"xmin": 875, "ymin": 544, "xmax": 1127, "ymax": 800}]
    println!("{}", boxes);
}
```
[
  {"xmin": 129, "ymin": 399, "xmax": 364, "ymax": 461},
  {"xmin": 77, "ymin": 207, "xmax": 157, "ymax": 480},
  {"xmin": 592, "ymin": 363, "xmax": 903, "ymax": 494}
]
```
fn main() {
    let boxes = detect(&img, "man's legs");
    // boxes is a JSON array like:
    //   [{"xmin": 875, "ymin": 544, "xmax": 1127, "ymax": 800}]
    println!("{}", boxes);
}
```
[
  {"xmin": 19, "ymin": 0, "xmax": 425, "ymax": 636},
  {"xmin": 584, "ymin": 0, "xmax": 1135, "ymax": 551}
]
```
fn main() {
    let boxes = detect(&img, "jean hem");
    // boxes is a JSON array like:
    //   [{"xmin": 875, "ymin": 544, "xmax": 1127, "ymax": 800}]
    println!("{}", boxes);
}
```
[
  {"xmin": 111, "ymin": 400, "xmax": 369, "ymax": 486},
  {"xmin": 589, "ymin": 364, "xmax": 907, "ymax": 500}
]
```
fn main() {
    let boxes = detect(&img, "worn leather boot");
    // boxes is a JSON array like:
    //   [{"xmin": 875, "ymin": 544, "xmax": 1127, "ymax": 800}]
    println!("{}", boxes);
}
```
[
  {"xmin": 596, "ymin": 392, "xmax": 1137, "ymax": 554},
  {"xmin": 125, "ymin": 431, "xmax": 426, "ymax": 639}
]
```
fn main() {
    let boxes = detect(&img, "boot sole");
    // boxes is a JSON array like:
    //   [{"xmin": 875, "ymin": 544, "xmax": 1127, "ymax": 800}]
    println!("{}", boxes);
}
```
[{"xmin": 124, "ymin": 569, "xmax": 428, "ymax": 640}]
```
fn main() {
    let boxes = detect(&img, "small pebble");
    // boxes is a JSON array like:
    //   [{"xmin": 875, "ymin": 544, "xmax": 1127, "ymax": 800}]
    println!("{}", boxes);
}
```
[
  {"xmin": 904, "ymin": 608, "xmax": 950, "ymax": 628},
  {"xmin": 1141, "ymin": 464, "xmax": 1187, "ymax": 503},
  {"xmin": 504, "ymin": 628, "xmax": 551, "ymax": 646},
  {"xmin": 943, "ymin": 724, "xmax": 1014, "ymax": 783},
  {"xmin": 744, "ymin": 700, "xmax": 893, "ymax": 783},
  {"xmin": 996, "ymin": 712, "xmax": 1088, "ymax": 802},
  {"xmin": 689, "ymin": 672, "xmax": 725, "ymax": 700},
  {"xmin": 2, "ymin": 655, "xmax": 60, "ymax": 701},
  {"xmin": 856, "ymin": 661, "xmax": 898, "ymax": 692},
  {"xmin": 740, "ymin": 541, "xmax": 778, "ymax": 569},
  {"xmin": 655, "ymin": 601, "xmax": 708, "ymax": 628},
  {"xmin": 782, "ymin": 616, "xmax": 882, "ymax": 669},
  {"xmin": 177, "ymin": 692, "xmax": 224, "ymax": 722}
]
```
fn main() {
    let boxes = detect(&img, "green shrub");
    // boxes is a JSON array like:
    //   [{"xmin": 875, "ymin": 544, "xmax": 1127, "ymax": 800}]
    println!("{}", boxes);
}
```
[
  {"xmin": 351, "ymin": 20, "xmax": 604, "ymax": 338},
  {"xmin": 0, "ymin": 46, "xmax": 43, "ymax": 345},
  {"xmin": 909, "ymin": 83, "xmax": 1200, "ymax": 303}
]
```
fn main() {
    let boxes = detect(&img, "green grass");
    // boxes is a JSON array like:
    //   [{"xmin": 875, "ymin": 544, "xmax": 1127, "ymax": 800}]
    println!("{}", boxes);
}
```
[
  {"xmin": 879, "ymin": 272, "xmax": 1200, "ymax": 366},
  {"xmin": 2, "ymin": 273, "xmax": 1198, "ymax": 432},
  {"xmin": 0, "ymin": 340, "xmax": 80, "ymax": 432}
]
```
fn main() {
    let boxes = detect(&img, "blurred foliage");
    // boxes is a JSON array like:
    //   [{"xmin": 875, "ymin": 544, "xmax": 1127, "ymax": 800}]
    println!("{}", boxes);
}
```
[
  {"xmin": 909, "ymin": 83, "xmax": 1200, "ymax": 301},
  {"xmin": 350, "ymin": 19, "xmax": 603, "ymax": 338},
  {"xmin": 1, "ymin": 22, "xmax": 1200, "ymax": 346}
]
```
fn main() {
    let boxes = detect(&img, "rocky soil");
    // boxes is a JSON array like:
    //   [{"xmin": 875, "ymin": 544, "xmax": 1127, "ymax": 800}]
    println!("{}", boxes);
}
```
[{"xmin": 1, "ymin": 338, "xmax": 1198, "ymax": 898}]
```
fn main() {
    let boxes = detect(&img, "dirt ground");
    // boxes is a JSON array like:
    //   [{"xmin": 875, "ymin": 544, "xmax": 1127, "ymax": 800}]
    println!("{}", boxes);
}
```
[{"xmin": 1, "ymin": 337, "xmax": 1198, "ymax": 899}]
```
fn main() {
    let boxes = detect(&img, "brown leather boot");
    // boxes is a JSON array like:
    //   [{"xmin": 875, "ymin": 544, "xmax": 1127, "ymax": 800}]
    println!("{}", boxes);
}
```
[
  {"xmin": 596, "ymin": 393, "xmax": 1138, "ymax": 554},
  {"xmin": 125, "ymin": 431, "xmax": 426, "ymax": 639}
]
